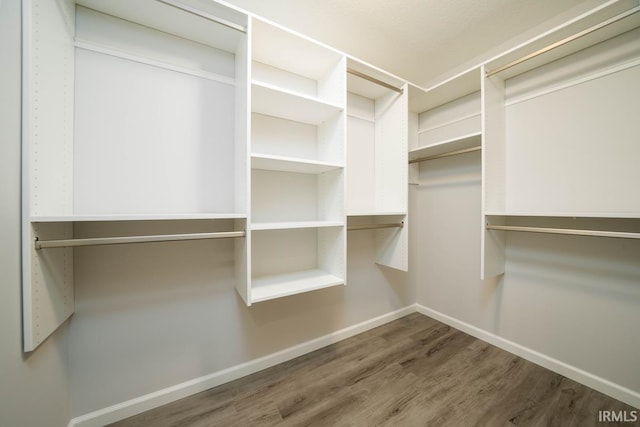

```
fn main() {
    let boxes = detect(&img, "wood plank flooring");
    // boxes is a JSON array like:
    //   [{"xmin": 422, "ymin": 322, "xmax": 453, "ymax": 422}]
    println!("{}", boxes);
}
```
[{"xmin": 110, "ymin": 313, "xmax": 638, "ymax": 426}]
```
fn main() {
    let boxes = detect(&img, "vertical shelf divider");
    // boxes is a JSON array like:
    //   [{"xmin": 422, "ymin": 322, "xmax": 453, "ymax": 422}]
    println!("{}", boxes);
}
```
[{"xmin": 481, "ymin": 66, "xmax": 507, "ymax": 279}]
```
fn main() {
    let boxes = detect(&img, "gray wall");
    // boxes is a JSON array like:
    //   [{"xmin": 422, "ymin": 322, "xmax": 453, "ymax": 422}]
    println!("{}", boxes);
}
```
[
  {"xmin": 68, "ymin": 224, "xmax": 412, "ymax": 416},
  {"xmin": 0, "ymin": 0, "xmax": 71, "ymax": 426},
  {"xmin": 413, "ymin": 152, "xmax": 640, "ymax": 400}
]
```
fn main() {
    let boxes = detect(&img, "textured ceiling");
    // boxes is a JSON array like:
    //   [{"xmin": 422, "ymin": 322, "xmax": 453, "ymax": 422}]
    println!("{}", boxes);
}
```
[{"xmin": 223, "ymin": 0, "xmax": 599, "ymax": 86}]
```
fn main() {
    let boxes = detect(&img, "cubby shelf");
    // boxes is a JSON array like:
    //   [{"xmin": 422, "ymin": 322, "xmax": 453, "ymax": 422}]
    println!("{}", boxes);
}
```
[
  {"xmin": 250, "ymin": 269, "xmax": 344, "ymax": 303},
  {"xmin": 251, "ymin": 81, "xmax": 343, "ymax": 125},
  {"xmin": 251, "ymin": 221, "xmax": 343, "ymax": 231},
  {"xmin": 409, "ymin": 132, "xmax": 481, "ymax": 161},
  {"xmin": 251, "ymin": 153, "xmax": 343, "ymax": 174}
]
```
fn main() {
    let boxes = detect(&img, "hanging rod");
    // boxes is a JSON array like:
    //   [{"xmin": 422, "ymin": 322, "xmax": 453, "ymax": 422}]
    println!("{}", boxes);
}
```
[
  {"xmin": 486, "ymin": 6, "xmax": 640, "ymax": 77},
  {"xmin": 348, "ymin": 222, "xmax": 404, "ymax": 231},
  {"xmin": 486, "ymin": 224, "xmax": 640, "ymax": 240},
  {"xmin": 35, "ymin": 231, "xmax": 246, "ymax": 250},
  {"xmin": 409, "ymin": 146, "xmax": 481, "ymax": 164},
  {"xmin": 347, "ymin": 68, "xmax": 404, "ymax": 94},
  {"xmin": 155, "ymin": 0, "xmax": 247, "ymax": 33}
]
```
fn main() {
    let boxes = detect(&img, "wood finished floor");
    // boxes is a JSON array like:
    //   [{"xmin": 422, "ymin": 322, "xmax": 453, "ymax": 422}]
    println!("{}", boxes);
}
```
[{"xmin": 110, "ymin": 313, "xmax": 638, "ymax": 426}]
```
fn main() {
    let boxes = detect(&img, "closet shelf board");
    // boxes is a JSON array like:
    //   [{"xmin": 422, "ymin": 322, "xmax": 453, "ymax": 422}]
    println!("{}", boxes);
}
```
[
  {"xmin": 251, "ymin": 221, "xmax": 344, "ymax": 231},
  {"xmin": 251, "ymin": 153, "xmax": 343, "ymax": 174},
  {"xmin": 251, "ymin": 269, "xmax": 344, "ymax": 303},
  {"xmin": 251, "ymin": 81, "xmax": 343, "ymax": 125},
  {"xmin": 410, "ymin": 132, "xmax": 481, "ymax": 160},
  {"xmin": 30, "ymin": 213, "xmax": 247, "ymax": 222}
]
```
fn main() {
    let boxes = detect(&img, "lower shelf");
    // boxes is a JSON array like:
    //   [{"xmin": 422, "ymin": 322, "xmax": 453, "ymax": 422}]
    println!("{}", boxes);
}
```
[{"xmin": 251, "ymin": 269, "xmax": 344, "ymax": 303}]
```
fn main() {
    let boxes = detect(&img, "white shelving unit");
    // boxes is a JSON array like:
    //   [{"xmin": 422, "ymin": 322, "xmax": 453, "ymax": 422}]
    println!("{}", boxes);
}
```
[
  {"xmin": 241, "ymin": 18, "xmax": 347, "ymax": 305},
  {"xmin": 346, "ymin": 59, "xmax": 409, "ymax": 271},
  {"xmin": 22, "ymin": 0, "xmax": 250, "ymax": 351},
  {"xmin": 481, "ymin": 0, "xmax": 640, "ymax": 278},
  {"xmin": 408, "ymin": 68, "xmax": 482, "ymax": 158}
]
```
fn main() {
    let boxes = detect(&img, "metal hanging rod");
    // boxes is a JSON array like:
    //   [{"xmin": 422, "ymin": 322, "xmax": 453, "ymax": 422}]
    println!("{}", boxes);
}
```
[
  {"xmin": 347, "ymin": 68, "xmax": 404, "ymax": 94},
  {"xmin": 155, "ymin": 0, "xmax": 247, "ymax": 33},
  {"xmin": 35, "ymin": 231, "xmax": 246, "ymax": 250},
  {"xmin": 409, "ymin": 146, "xmax": 481, "ymax": 164},
  {"xmin": 486, "ymin": 224, "xmax": 640, "ymax": 240},
  {"xmin": 348, "ymin": 222, "xmax": 404, "ymax": 231},
  {"xmin": 486, "ymin": 6, "xmax": 640, "ymax": 77}
]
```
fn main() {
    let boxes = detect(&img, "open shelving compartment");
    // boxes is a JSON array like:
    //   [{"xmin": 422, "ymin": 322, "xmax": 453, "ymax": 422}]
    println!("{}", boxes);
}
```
[
  {"xmin": 22, "ymin": 0, "xmax": 250, "ymax": 351},
  {"xmin": 408, "ymin": 67, "xmax": 482, "ymax": 165},
  {"xmin": 481, "ymin": 0, "xmax": 640, "ymax": 279},
  {"xmin": 243, "ymin": 17, "xmax": 347, "ymax": 305},
  {"xmin": 346, "ymin": 59, "xmax": 409, "ymax": 271}
]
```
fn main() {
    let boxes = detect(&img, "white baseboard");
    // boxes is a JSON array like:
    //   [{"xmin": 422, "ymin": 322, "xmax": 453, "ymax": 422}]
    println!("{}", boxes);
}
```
[
  {"xmin": 68, "ymin": 305, "xmax": 416, "ymax": 427},
  {"xmin": 415, "ymin": 304, "xmax": 640, "ymax": 410}
]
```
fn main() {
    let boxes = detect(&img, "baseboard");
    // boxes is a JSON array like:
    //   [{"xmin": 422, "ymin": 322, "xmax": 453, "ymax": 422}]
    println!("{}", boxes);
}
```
[
  {"xmin": 415, "ymin": 304, "xmax": 640, "ymax": 410},
  {"xmin": 68, "ymin": 305, "xmax": 416, "ymax": 427}
]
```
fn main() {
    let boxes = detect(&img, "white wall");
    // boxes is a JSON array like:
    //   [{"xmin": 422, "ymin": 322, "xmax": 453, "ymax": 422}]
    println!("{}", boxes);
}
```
[
  {"xmin": 413, "ymin": 152, "xmax": 640, "ymax": 406},
  {"xmin": 0, "ymin": 0, "xmax": 72, "ymax": 426},
  {"xmin": 68, "ymin": 222, "xmax": 411, "ymax": 416}
]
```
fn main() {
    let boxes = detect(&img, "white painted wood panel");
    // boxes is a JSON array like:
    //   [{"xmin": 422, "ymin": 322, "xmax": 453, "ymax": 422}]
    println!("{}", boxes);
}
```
[
  {"xmin": 76, "ymin": 0, "xmax": 247, "ymax": 53},
  {"xmin": 75, "ymin": 7, "xmax": 235, "ymax": 79},
  {"xmin": 375, "ymin": 88, "xmax": 407, "ymax": 214},
  {"xmin": 22, "ymin": 0, "xmax": 76, "ymax": 351},
  {"xmin": 346, "ymin": 107, "xmax": 376, "ymax": 214},
  {"xmin": 74, "ymin": 50, "xmax": 235, "ymax": 215},
  {"xmin": 505, "ymin": 64, "xmax": 640, "ymax": 216},
  {"xmin": 481, "ymin": 66, "xmax": 507, "ymax": 278},
  {"xmin": 251, "ymin": 154, "xmax": 342, "ymax": 174}
]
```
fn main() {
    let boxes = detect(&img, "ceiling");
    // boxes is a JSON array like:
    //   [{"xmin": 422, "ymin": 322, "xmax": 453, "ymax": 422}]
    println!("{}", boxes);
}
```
[{"xmin": 222, "ymin": 0, "xmax": 601, "ymax": 87}]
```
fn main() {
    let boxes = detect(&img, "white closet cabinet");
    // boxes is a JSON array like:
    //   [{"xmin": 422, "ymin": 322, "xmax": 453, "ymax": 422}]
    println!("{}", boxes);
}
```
[
  {"xmin": 240, "ymin": 18, "xmax": 347, "ymax": 304},
  {"xmin": 408, "ymin": 0, "xmax": 640, "ymax": 280},
  {"xmin": 22, "ymin": 0, "xmax": 249, "ymax": 350},
  {"xmin": 482, "ymin": 0, "xmax": 640, "ymax": 277},
  {"xmin": 346, "ymin": 61, "xmax": 409, "ymax": 271}
]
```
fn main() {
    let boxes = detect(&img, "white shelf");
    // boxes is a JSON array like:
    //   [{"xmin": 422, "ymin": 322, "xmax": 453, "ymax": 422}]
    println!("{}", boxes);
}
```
[
  {"xmin": 251, "ymin": 221, "xmax": 343, "ymax": 231},
  {"xmin": 485, "ymin": 2, "xmax": 640, "ymax": 80},
  {"xmin": 31, "ymin": 213, "xmax": 247, "ymax": 222},
  {"xmin": 251, "ymin": 269, "xmax": 344, "ymax": 303},
  {"xmin": 409, "ymin": 132, "xmax": 481, "ymax": 160},
  {"xmin": 76, "ymin": 0, "xmax": 247, "ymax": 54},
  {"xmin": 409, "ymin": 68, "xmax": 481, "ymax": 113},
  {"xmin": 485, "ymin": 212, "xmax": 640, "ymax": 219},
  {"xmin": 251, "ymin": 153, "xmax": 343, "ymax": 174},
  {"xmin": 347, "ymin": 212, "xmax": 406, "ymax": 217},
  {"xmin": 251, "ymin": 81, "xmax": 343, "ymax": 125}
]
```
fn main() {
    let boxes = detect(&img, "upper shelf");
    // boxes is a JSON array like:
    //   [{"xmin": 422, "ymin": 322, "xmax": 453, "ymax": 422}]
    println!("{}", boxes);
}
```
[
  {"xmin": 251, "ymin": 81, "xmax": 343, "ymax": 125},
  {"xmin": 251, "ymin": 18, "xmax": 343, "ymax": 82},
  {"xmin": 251, "ymin": 221, "xmax": 343, "ymax": 231},
  {"xmin": 75, "ymin": 0, "xmax": 247, "ymax": 53},
  {"xmin": 30, "ymin": 213, "xmax": 247, "ymax": 223},
  {"xmin": 485, "ymin": 1, "xmax": 640, "ymax": 80}
]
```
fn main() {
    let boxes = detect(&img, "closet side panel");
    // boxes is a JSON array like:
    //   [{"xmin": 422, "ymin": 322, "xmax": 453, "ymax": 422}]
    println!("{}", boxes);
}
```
[{"xmin": 22, "ymin": 0, "xmax": 76, "ymax": 351}]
